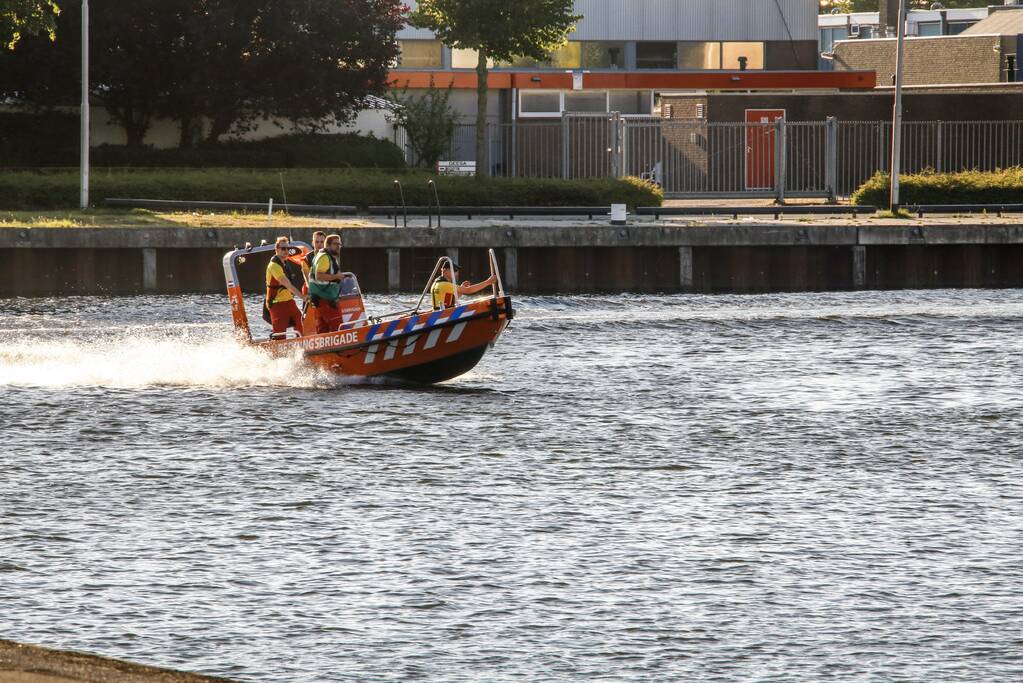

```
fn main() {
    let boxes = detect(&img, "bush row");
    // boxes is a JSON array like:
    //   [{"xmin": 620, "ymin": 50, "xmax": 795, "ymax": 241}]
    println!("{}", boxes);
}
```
[
  {"xmin": 0, "ymin": 112, "xmax": 405, "ymax": 168},
  {"xmin": 91, "ymin": 134, "xmax": 406, "ymax": 169},
  {"xmin": 851, "ymin": 168, "xmax": 1023, "ymax": 206},
  {"xmin": 0, "ymin": 112, "xmax": 81, "ymax": 167},
  {"xmin": 0, "ymin": 169, "xmax": 663, "ymax": 210}
]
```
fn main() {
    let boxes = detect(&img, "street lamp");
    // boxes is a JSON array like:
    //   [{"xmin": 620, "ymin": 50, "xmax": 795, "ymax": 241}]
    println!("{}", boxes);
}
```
[
  {"xmin": 80, "ymin": 0, "xmax": 89, "ymax": 209},
  {"xmin": 889, "ymin": 0, "xmax": 906, "ymax": 212}
]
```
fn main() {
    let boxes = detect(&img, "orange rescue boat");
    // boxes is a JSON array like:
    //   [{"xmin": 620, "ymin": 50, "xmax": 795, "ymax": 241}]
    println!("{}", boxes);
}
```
[{"xmin": 223, "ymin": 243, "xmax": 513, "ymax": 384}]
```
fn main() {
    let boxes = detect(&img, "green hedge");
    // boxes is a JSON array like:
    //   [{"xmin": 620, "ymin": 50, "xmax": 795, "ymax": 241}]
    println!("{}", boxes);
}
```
[
  {"xmin": 0, "ymin": 112, "xmax": 80, "ymax": 167},
  {"xmin": 851, "ymin": 168, "xmax": 1023, "ymax": 206},
  {"xmin": 0, "ymin": 111, "xmax": 404, "ymax": 169},
  {"xmin": 0, "ymin": 169, "xmax": 663, "ymax": 210},
  {"xmin": 91, "ymin": 134, "xmax": 406, "ymax": 169}
]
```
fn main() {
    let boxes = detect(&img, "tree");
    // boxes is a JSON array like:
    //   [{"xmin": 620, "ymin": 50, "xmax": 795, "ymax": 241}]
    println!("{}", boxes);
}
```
[
  {"xmin": 165, "ymin": 0, "xmax": 404, "ymax": 147},
  {"xmin": 410, "ymin": 0, "xmax": 579, "ymax": 178},
  {"xmin": 242, "ymin": 0, "xmax": 404, "ymax": 142},
  {"xmin": 0, "ymin": 0, "xmax": 59, "ymax": 49},
  {"xmin": 819, "ymin": 0, "xmax": 980, "ymax": 11},
  {"xmin": 0, "ymin": 0, "xmax": 405, "ymax": 148},
  {"xmin": 387, "ymin": 79, "xmax": 460, "ymax": 169}
]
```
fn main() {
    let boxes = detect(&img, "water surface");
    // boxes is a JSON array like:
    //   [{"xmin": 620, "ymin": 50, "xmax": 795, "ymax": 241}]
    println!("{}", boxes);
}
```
[{"xmin": 2, "ymin": 290, "xmax": 1023, "ymax": 681}]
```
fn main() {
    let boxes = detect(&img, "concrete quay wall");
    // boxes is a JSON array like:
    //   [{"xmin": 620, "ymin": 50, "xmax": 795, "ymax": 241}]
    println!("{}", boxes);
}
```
[{"xmin": 2, "ymin": 224, "xmax": 1023, "ymax": 296}]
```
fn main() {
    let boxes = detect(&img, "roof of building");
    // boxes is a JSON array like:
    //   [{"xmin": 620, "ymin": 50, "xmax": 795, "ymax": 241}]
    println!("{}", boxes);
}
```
[{"xmin": 960, "ymin": 8, "xmax": 1023, "ymax": 36}]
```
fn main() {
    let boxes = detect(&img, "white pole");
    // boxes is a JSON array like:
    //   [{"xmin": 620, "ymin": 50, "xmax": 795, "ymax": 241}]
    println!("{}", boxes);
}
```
[
  {"xmin": 80, "ymin": 0, "xmax": 89, "ymax": 209},
  {"xmin": 889, "ymin": 0, "xmax": 906, "ymax": 212}
]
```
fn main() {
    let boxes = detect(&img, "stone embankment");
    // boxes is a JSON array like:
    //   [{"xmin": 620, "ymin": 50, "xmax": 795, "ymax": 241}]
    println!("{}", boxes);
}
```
[{"xmin": 1, "ymin": 219, "xmax": 1022, "ymax": 295}]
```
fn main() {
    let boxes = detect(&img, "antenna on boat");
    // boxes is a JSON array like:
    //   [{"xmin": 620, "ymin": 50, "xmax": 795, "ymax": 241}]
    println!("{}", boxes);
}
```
[{"xmin": 278, "ymin": 171, "xmax": 293, "ymax": 242}]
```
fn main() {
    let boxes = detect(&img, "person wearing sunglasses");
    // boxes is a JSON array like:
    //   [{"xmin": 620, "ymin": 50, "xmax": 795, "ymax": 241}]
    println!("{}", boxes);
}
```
[{"xmin": 265, "ymin": 237, "xmax": 305, "ymax": 337}]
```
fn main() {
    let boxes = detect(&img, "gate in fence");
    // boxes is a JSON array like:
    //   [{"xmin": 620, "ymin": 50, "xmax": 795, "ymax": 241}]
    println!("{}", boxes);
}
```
[{"xmin": 395, "ymin": 118, "xmax": 1023, "ymax": 199}]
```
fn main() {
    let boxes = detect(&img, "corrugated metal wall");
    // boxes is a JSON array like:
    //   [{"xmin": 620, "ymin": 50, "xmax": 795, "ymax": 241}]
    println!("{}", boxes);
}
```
[{"xmin": 398, "ymin": 0, "xmax": 818, "ymax": 42}]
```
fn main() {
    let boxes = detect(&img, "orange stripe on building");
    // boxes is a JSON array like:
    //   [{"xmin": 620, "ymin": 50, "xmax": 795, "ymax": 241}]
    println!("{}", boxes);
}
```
[{"xmin": 388, "ymin": 70, "xmax": 877, "ymax": 91}]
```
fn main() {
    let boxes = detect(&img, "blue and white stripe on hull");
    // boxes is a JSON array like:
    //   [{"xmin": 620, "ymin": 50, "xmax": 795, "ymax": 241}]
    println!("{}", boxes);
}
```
[{"xmin": 360, "ymin": 305, "xmax": 479, "ymax": 364}]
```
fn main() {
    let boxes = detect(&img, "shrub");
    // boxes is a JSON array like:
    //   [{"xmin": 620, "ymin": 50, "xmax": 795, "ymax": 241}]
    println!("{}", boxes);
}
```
[
  {"xmin": 0, "ymin": 169, "xmax": 663, "ymax": 210},
  {"xmin": 851, "ymin": 167, "xmax": 1023, "ymax": 206},
  {"xmin": 0, "ymin": 113, "xmax": 405, "ymax": 169},
  {"xmin": 0, "ymin": 112, "xmax": 80, "ymax": 167},
  {"xmin": 91, "ymin": 134, "xmax": 406, "ymax": 169}
]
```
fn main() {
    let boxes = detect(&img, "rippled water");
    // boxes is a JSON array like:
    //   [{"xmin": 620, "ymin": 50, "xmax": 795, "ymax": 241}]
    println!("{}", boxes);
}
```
[{"xmin": 3, "ymin": 290, "xmax": 1023, "ymax": 681}]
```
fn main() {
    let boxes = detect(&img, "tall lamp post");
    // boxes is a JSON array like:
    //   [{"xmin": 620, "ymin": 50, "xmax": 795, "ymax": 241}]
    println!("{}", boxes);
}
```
[
  {"xmin": 889, "ymin": 0, "xmax": 906, "ymax": 212},
  {"xmin": 80, "ymin": 0, "xmax": 89, "ymax": 209}
]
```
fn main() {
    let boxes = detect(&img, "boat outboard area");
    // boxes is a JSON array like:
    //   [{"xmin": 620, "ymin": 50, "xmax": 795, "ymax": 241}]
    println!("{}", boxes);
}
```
[{"xmin": 222, "ymin": 241, "xmax": 513, "ymax": 384}]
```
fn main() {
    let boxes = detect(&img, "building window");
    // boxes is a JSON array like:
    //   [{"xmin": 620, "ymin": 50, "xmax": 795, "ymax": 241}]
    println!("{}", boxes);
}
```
[
  {"xmin": 581, "ymin": 41, "xmax": 626, "ymax": 69},
  {"xmin": 520, "ymin": 91, "xmax": 562, "ymax": 116},
  {"xmin": 519, "ymin": 90, "xmax": 654, "ymax": 118},
  {"xmin": 636, "ymin": 42, "xmax": 677, "ymax": 69},
  {"xmin": 609, "ymin": 90, "xmax": 653, "ymax": 116},
  {"xmin": 722, "ymin": 42, "xmax": 764, "ymax": 70},
  {"xmin": 451, "ymin": 48, "xmax": 494, "ymax": 69},
  {"xmin": 564, "ymin": 91, "xmax": 607, "ymax": 113},
  {"xmin": 500, "ymin": 42, "xmax": 581, "ymax": 69},
  {"xmin": 916, "ymin": 21, "xmax": 941, "ymax": 37},
  {"xmin": 947, "ymin": 22, "xmax": 976, "ymax": 35},
  {"xmin": 398, "ymin": 40, "xmax": 443, "ymax": 68},
  {"xmin": 678, "ymin": 42, "xmax": 720, "ymax": 69},
  {"xmin": 549, "ymin": 43, "xmax": 582, "ymax": 68}
]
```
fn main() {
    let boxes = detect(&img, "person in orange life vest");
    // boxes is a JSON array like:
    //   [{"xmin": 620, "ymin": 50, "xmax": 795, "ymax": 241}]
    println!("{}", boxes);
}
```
[
  {"xmin": 309, "ymin": 233, "xmax": 346, "ymax": 333},
  {"xmin": 265, "ymin": 237, "xmax": 305, "ymax": 336},
  {"xmin": 431, "ymin": 261, "xmax": 496, "ymax": 309}
]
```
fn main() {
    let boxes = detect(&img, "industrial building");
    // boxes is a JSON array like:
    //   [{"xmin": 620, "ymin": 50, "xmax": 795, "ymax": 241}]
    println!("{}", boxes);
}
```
[{"xmin": 392, "ymin": 0, "xmax": 873, "ymax": 123}]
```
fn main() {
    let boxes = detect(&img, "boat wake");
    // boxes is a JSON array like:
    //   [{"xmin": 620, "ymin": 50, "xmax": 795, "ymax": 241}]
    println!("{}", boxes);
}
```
[{"xmin": 0, "ymin": 326, "xmax": 338, "ymax": 390}]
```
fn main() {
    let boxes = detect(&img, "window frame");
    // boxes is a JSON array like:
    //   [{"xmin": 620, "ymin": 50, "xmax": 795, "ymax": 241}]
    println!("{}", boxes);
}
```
[{"xmin": 517, "ymin": 90, "xmax": 655, "ymax": 119}]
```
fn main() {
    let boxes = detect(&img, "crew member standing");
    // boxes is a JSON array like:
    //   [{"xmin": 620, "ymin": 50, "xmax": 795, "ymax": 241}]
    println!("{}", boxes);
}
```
[
  {"xmin": 308, "ymin": 233, "xmax": 346, "ymax": 333},
  {"xmin": 265, "ymin": 237, "xmax": 305, "ymax": 337},
  {"xmin": 302, "ymin": 231, "xmax": 327, "ymax": 282},
  {"xmin": 300, "ymin": 230, "xmax": 327, "ymax": 334}
]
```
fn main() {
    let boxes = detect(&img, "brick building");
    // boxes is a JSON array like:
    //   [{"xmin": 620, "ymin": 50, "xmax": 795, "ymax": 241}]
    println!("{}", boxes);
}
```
[{"xmin": 831, "ymin": 7, "xmax": 1023, "ymax": 86}]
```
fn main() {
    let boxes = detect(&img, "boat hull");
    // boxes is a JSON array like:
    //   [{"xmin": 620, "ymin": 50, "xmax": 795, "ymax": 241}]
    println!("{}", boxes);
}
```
[{"xmin": 258, "ymin": 296, "xmax": 513, "ymax": 384}]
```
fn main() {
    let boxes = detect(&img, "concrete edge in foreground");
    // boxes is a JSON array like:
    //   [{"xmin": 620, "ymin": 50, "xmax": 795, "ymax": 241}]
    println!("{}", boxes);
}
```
[{"xmin": 0, "ymin": 640, "xmax": 238, "ymax": 683}]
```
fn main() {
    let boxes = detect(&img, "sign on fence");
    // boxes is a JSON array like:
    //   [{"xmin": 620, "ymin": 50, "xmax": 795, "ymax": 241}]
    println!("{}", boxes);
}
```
[{"xmin": 437, "ymin": 161, "xmax": 476, "ymax": 176}]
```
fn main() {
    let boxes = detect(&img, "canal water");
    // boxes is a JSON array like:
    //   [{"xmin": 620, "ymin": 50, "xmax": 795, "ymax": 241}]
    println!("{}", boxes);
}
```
[{"xmin": 2, "ymin": 291, "xmax": 1023, "ymax": 682}]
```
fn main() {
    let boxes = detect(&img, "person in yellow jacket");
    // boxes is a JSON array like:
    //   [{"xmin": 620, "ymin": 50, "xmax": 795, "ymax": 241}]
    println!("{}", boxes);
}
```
[
  {"xmin": 431, "ymin": 261, "xmax": 496, "ymax": 309},
  {"xmin": 265, "ymin": 237, "xmax": 305, "ymax": 336}
]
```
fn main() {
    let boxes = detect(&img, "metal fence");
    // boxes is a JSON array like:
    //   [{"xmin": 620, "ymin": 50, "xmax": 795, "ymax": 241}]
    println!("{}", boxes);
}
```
[{"xmin": 395, "ymin": 117, "xmax": 1023, "ymax": 199}]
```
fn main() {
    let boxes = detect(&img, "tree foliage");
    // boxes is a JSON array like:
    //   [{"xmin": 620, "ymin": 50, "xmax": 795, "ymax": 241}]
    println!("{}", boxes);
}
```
[
  {"xmin": 410, "ymin": 0, "xmax": 579, "ymax": 177},
  {"xmin": 387, "ymin": 80, "xmax": 460, "ymax": 169},
  {"xmin": 820, "ymin": 1, "xmax": 982, "ymax": 12},
  {"xmin": 0, "ymin": 0, "xmax": 59, "ymax": 49},
  {"xmin": 0, "ymin": 0, "xmax": 404, "ymax": 147}
]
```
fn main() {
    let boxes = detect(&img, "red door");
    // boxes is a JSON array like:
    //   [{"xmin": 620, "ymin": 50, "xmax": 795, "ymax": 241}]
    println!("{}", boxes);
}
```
[{"xmin": 745, "ymin": 109, "xmax": 785, "ymax": 190}]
